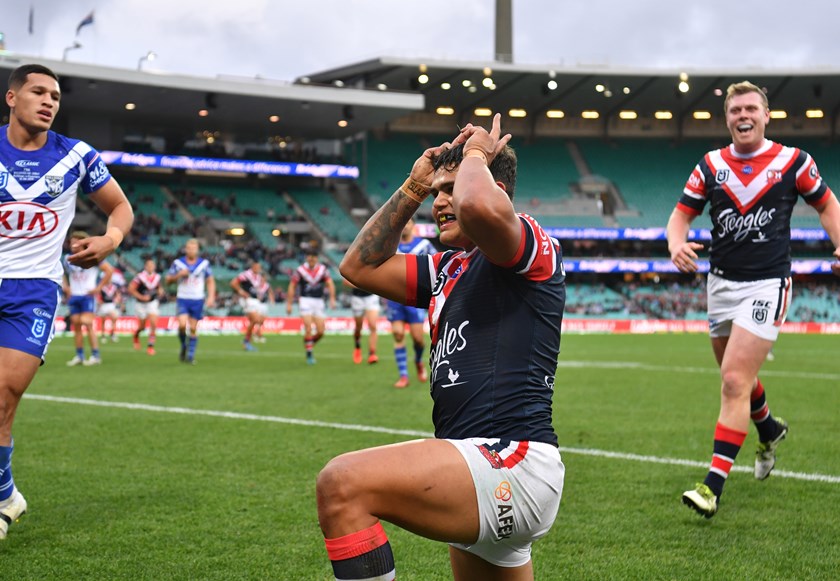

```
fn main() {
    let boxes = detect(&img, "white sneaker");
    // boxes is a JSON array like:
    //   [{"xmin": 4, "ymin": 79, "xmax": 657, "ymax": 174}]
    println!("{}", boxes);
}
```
[
  {"xmin": 0, "ymin": 489, "xmax": 27, "ymax": 540},
  {"xmin": 66, "ymin": 355, "xmax": 83, "ymax": 367},
  {"xmin": 83, "ymin": 356, "xmax": 102, "ymax": 366}
]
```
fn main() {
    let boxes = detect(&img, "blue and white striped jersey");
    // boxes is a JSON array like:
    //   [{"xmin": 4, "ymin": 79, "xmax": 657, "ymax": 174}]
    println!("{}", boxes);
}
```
[{"xmin": 0, "ymin": 127, "xmax": 112, "ymax": 284}]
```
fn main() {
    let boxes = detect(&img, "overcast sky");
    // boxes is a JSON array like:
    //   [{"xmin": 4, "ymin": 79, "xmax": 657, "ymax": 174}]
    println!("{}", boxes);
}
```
[{"xmin": 3, "ymin": 0, "xmax": 840, "ymax": 81}]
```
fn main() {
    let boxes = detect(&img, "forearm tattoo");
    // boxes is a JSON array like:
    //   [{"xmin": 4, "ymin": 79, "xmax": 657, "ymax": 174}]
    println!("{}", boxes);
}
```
[{"xmin": 351, "ymin": 190, "xmax": 419, "ymax": 266}]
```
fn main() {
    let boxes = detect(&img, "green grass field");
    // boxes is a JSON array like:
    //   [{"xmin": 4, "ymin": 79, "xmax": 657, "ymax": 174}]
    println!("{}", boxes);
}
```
[{"xmin": 2, "ymin": 331, "xmax": 839, "ymax": 580}]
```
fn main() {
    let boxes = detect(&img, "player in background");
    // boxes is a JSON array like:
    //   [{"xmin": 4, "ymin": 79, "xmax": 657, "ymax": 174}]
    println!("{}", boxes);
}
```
[
  {"xmin": 386, "ymin": 218, "xmax": 435, "ymax": 387},
  {"xmin": 231, "ymin": 261, "xmax": 273, "ymax": 351},
  {"xmin": 129, "ymin": 258, "xmax": 164, "ymax": 355},
  {"xmin": 343, "ymin": 279, "xmax": 380, "ymax": 364},
  {"xmin": 165, "ymin": 239, "xmax": 216, "ymax": 364},
  {"xmin": 668, "ymin": 81, "xmax": 840, "ymax": 518},
  {"xmin": 286, "ymin": 251, "xmax": 336, "ymax": 364},
  {"xmin": 97, "ymin": 276, "xmax": 121, "ymax": 342},
  {"xmin": 63, "ymin": 231, "xmax": 114, "ymax": 366},
  {"xmin": 318, "ymin": 115, "xmax": 566, "ymax": 580},
  {"xmin": 0, "ymin": 64, "xmax": 133, "ymax": 539}
]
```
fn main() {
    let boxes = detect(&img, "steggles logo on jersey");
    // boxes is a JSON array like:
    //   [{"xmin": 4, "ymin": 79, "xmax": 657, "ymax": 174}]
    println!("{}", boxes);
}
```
[
  {"xmin": 715, "ymin": 206, "xmax": 776, "ymax": 242},
  {"xmin": 44, "ymin": 175, "xmax": 64, "ymax": 197},
  {"xmin": 0, "ymin": 202, "xmax": 60, "ymax": 239},
  {"xmin": 429, "ymin": 319, "xmax": 469, "ymax": 387}
]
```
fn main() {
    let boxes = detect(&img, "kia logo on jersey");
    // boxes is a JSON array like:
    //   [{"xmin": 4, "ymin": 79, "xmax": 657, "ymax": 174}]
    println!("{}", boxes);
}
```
[{"xmin": 0, "ymin": 201, "xmax": 60, "ymax": 239}]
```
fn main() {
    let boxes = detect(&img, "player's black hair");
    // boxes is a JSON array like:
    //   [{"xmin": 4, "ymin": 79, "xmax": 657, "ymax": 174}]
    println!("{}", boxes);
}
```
[
  {"xmin": 8, "ymin": 64, "xmax": 59, "ymax": 90},
  {"xmin": 431, "ymin": 142, "xmax": 517, "ymax": 200}
]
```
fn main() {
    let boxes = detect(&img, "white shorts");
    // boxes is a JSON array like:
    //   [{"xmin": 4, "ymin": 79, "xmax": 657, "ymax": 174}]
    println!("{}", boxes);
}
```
[
  {"xmin": 97, "ymin": 302, "xmax": 119, "ymax": 317},
  {"xmin": 134, "ymin": 299, "xmax": 160, "ymax": 319},
  {"xmin": 350, "ymin": 294, "xmax": 380, "ymax": 317},
  {"xmin": 241, "ymin": 297, "xmax": 268, "ymax": 316},
  {"xmin": 298, "ymin": 296, "xmax": 326, "ymax": 317},
  {"xmin": 707, "ymin": 273, "xmax": 792, "ymax": 341},
  {"xmin": 446, "ymin": 438, "xmax": 564, "ymax": 568}
]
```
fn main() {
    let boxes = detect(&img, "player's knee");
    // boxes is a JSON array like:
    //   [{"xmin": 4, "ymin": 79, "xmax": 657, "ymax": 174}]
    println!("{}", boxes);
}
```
[
  {"xmin": 316, "ymin": 456, "xmax": 361, "ymax": 518},
  {"xmin": 720, "ymin": 370, "xmax": 752, "ymax": 400}
]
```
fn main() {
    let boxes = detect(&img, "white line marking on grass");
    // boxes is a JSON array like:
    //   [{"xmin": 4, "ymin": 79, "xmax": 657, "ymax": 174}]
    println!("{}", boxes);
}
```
[
  {"xmin": 557, "ymin": 360, "xmax": 840, "ymax": 382},
  {"xmin": 25, "ymin": 394, "xmax": 840, "ymax": 484}
]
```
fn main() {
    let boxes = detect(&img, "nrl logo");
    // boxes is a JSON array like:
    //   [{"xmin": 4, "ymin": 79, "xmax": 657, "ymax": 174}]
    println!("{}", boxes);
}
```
[
  {"xmin": 715, "ymin": 169, "xmax": 730, "ymax": 184},
  {"xmin": 45, "ymin": 175, "xmax": 63, "ymax": 197}
]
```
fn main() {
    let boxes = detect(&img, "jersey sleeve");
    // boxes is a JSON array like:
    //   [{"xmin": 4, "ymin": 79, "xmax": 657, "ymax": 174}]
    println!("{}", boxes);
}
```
[
  {"xmin": 796, "ymin": 151, "xmax": 832, "ymax": 207},
  {"xmin": 406, "ymin": 251, "xmax": 449, "ymax": 308},
  {"xmin": 79, "ymin": 149, "xmax": 113, "ymax": 195},
  {"xmin": 496, "ymin": 214, "xmax": 562, "ymax": 282},
  {"xmin": 676, "ymin": 161, "xmax": 708, "ymax": 216}
]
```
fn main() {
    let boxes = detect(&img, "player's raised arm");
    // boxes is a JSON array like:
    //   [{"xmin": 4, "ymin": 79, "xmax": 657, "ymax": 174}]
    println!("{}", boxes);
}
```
[
  {"xmin": 449, "ymin": 113, "xmax": 517, "ymax": 264},
  {"xmin": 340, "ymin": 137, "xmax": 462, "ymax": 302}
]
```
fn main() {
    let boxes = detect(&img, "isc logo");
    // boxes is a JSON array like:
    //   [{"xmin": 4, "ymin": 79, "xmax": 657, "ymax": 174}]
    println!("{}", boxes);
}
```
[{"xmin": 0, "ymin": 201, "xmax": 59, "ymax": 239}]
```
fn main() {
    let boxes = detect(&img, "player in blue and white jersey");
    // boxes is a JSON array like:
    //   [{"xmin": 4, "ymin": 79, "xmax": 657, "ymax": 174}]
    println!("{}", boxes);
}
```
[
  {"xmin": 0, "ymin": 64, "xmax": 133, "ymax": 539},
  {"xmin": 165, "ymin": 238, "xmax": 216, "ymax": 364},
  {"xmin": 62, "ymin": 230, "xmax": 114, "ymax": 366},
  {"xmin": 386, "ymin": 218, "xmax": 435, "ymax": 387},
  {"xmin": 669, "ymin": 81, "xmax": 840, "ymax": 519},
  {"xmin": 319, "ymin": 115, "xmax": 566, "ymax": 580}
]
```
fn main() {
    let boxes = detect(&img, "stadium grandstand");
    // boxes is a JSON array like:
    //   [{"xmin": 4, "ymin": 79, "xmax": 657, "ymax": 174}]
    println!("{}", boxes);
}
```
[{"xmin": 2, "ymin": 50, "xmax": 839, "ymax": 325}]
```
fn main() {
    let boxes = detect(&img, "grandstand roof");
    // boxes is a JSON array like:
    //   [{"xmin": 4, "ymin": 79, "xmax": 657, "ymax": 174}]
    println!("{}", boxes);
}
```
[
  {"xmin": 0, "ymin": 53, "xmax": 424, "ymax": 142},
  {"xmin": 4, "ymin": 52, "xmax": 840, "ymax": 146},
  {"xmin": 303, "ymin": 57, "xmax": 840, "ymax": 138}
]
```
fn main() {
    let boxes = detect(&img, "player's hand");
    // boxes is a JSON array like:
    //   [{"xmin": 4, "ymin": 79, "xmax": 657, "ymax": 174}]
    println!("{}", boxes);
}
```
[
  {"xmin": 832, "ymin": 247, "xmax": 840, "ymax": 277},
  {"xmin": 68, "ymin": 235, "xmax": 115, "ymax": 268},
  {"xmin": 178, "ymin": 269, "xmax": 190, "ymax": 279},
  {"xmin": 670, "ymin": 242, "xmax": 704, "ymax": 273},
  {"xmin": 461, "ymin": 113, "xmax": 512, "ymax": 165},
  {"xmin": 205, "ymin": 297, "xmax": 216, "ymax": 308},
  {"xmin": 409, "ymin": 124, "xmax": 476, "ymax": 187},
  {"xmin": 286, "ymin": 303, "xmax": 292, "ymax": 315}
]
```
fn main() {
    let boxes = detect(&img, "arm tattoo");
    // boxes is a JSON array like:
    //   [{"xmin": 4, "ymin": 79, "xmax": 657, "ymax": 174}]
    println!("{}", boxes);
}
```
[{"xmin": 350, "ymin": 191, "xmax": 420, "ymax": 266}]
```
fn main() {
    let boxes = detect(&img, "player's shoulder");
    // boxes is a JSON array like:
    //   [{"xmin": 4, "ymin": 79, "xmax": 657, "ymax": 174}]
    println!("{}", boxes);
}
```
[{"xmin": 48, "ymin": 130, "xmax": 96, "ymax": 156}]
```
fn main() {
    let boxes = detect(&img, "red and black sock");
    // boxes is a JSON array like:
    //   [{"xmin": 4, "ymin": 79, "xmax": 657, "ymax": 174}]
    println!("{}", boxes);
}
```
[
  {"xmin": 704, "ymin": 422, "xmax": 747, "ymax": 498},
  {"xmin": 324, "ymin": 522, "xmax": 395, "ymax": 581}
]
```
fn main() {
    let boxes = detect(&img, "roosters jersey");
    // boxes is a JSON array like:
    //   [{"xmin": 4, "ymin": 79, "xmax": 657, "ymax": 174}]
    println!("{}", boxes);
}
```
[
  {"xmin": 168, "ymin": 256, "xmax": 213, "ymax": 300},
  {"xmin": 63, "ymin": 257, "xmax": 100, "ymax": 296},
  {"xmin": 0, "ymin": 127, "xmax": 112, "ymax": 284},
  {"xmin": 235, "ymin": 269, "xmax": 270, "ymax": 300},
  {"xmin": 406, "ymin": 214, "xmax": 566, "ymax": 445},
  {"xmin": 292, "ymin": 262, "xmax": 330, "ymax": 298},
  {"xmin": 678, "ymin": 139, "xmax": 832, "ymax": 281},
  {"xmin": 99, "ymin": 282, "xmax": 119, "ymax": 303},
  {"xmin": 130, "ymin": 271, "xmax": 161, "ymax": 299}
]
